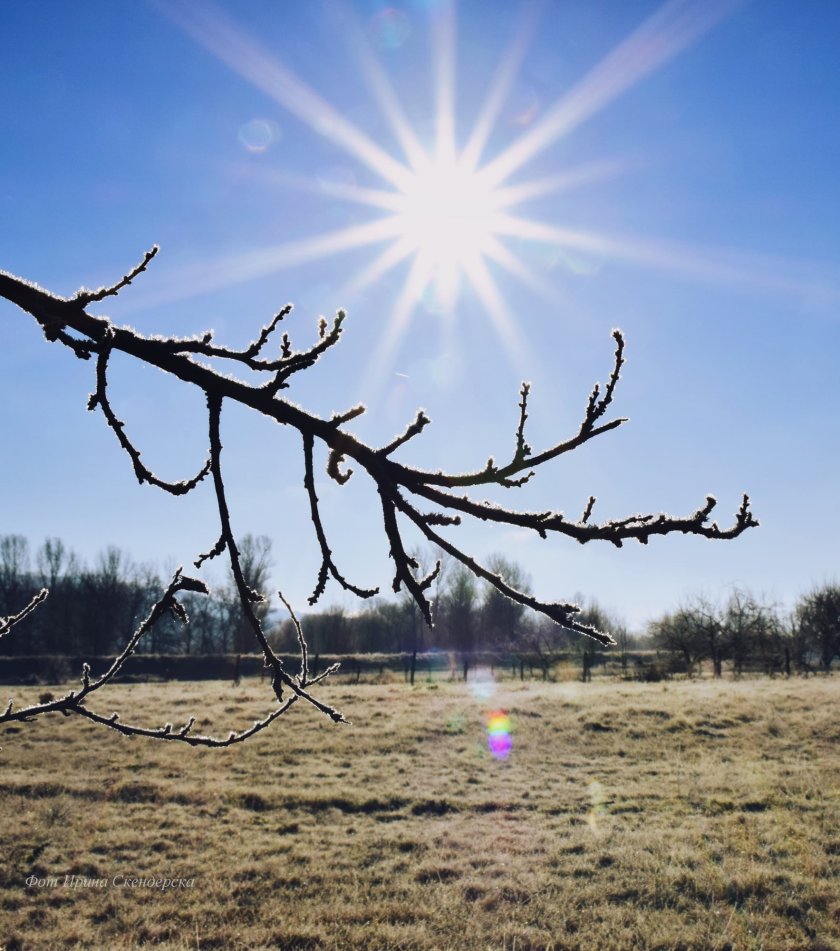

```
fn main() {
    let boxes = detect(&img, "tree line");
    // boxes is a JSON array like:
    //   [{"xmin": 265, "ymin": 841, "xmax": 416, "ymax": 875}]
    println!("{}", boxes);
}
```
[
  {"xmin": 0, "ymin": 533, "xmax": 273, "ymax": 657},
  {"xmin": 0, "ymin": 532, "xmax": 610, "ymax": 659},
  {"xmin": 648, "ymin": 586, "xmax": 840, "ymax": 677},
  {"xmin": 1, "ymin": 533, "xmax": 837, "ymax": 674}
]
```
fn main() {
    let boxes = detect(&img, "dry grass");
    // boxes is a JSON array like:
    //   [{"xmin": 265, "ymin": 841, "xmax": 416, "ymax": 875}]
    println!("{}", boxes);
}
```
[{"xmin": 1, "ymin": 675, "xmax": 839, "ymax": 950}]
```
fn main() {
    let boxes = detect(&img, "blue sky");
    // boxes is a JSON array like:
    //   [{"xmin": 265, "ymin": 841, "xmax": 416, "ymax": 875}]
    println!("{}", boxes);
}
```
[{"xmin": 1, "ymin": 0, "xmax": 838, "ymax": 631}]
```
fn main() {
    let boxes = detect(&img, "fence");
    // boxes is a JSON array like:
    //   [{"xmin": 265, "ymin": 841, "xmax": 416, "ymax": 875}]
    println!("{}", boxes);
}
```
[{"xmin": 0, "ymin": 649, "xmax": 671, "ymax": 686}]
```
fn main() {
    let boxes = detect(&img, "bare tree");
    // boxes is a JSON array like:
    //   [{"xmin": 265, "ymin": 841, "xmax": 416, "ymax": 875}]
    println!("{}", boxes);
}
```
[
  {"xmin": 649, "ymin": 608, "xmax": 706, "ymax": 677},
  {"xmin": 691, "ymin": 595, "xmax": 726, "ymax": 679},
  {"xmin": 442, "ymin": 564, "xmax": 479, "ymax": 654},
  {"xmin": 568, "ymin": 598, "xmax": 617, "ymax": 682},
  {"xmin": 723, "ymin": 588, "xmax": 772, "ymax": 678},
  {"xmin": 34, "ymin": 537, "xmax": 79, "ymax": 654},
  {"xmin": 795, "ymin": 584, "xmax": 840, "ymax": 673},
  {"xmin": 0, "ymin": 535, "xmax": 31, "ymax": 625},
  {"xmin": 79, "ymin": 545, "xmax": 138, "ymax": 656},
  {"xmin": 482, "ymin": 554, "xmax": 531, "ymax": 651},
  {"xmin": 0, "ymin": 248, "xmax": 757, "ymax": 743}
]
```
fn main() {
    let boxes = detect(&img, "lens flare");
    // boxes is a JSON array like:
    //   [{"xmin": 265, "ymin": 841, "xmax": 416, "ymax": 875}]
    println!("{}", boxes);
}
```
[
  {"xmin": 486, "ymin": 710, "xmax": 512, "ymax": 759},
  {"xmin": 587, "ymin": 780, "xmax": 609, "ymax": 834},
  {"xmin": 467, "ymin": 667, "xmax": 497, "ymax": 702},
  {"xmin": 237, "ymin": 118, "xmax": 280, "ymax": 152},
  {"xmin": 369, "ymin": 8, "xmax": 412, "ymax": 50},
  {"xmin": 506, "ymin": 81, "xmax": 540, "ymax": 128}
]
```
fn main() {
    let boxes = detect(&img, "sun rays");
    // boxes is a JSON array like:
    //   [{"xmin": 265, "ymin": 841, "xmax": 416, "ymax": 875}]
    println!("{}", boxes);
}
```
[{"xmin": 145, "ymin": 0, "xmax": 832, "ymax": 385}]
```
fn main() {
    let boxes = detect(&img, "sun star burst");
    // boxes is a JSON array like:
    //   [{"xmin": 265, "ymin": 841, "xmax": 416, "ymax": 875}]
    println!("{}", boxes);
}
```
[{"xmin": 154, "ymin": 0, "xmax": 773, "ymax": 388}]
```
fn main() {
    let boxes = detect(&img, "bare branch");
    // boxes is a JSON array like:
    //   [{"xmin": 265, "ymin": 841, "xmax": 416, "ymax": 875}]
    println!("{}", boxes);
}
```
[
  {"xmin": 206, "ymin": 393, "xmax": 346, "ymax": 723},
  {"xmin": 0, "ymin": 570, "xmax": 290, "ymax": 747},
  {"xmin": 263, "ymin": 310, "xmax": 346, "ymax": 392},
  {"xmin": 277, "ymin": 588, "xmax": 309, "ymax": 686},
  {"xmin": 0, "ymin": 589, "xmax": 48, "ymax": 641},
  {"xmin": 88, "ymin": 332, "xmax": 212, "ymax": 495},
  {"xmin": 515, "ymin": 381, "xmax": 532, "ymax": 459},
  {"xmin": 194, "ymin": 533, "xmax": 226, "ymax": 569},
  {"xmin": 243, "ymin": 305, "xmax": 294, "ymax": 358},
  {"xmin": 327, "ymin": 447, "xmax": 353, "ymax": 485},
  {"xmin": 378, "ymin": 484, "xmax": 434, "ymax": 626},
  {"xmin": 302, "ymin": 432, "xmax": 378, "ymax": 605},
  {"xmin": 75, "ymin": 246, "xmax": 160, "ymax": 305},
  {"xmin": 329, "ymin": 404, "xmax": 366, "ymax": 427},
  {"xmin": 584, "ymin": 328, "xmax": 625, "ymax": 430},
  {"xmin": 388, "ymin": 485, "xmax": 616, "ymax": 645},
  {"xmin": 379, "ymin": 409, "xmax": 431, "ymax": 457},
  {"xmin": 0, "ymin": 248, "xmax": 759, "ymax": 743}
]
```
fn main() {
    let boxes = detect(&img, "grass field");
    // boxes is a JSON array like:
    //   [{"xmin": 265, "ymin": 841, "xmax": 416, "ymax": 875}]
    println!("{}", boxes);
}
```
[{"xmin": 1, "ymin": 674, "xmax": 839, "ymax": 950}]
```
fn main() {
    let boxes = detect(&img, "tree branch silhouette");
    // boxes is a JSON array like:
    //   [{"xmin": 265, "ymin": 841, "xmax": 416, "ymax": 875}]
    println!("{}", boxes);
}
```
[{"xmin": 0, "ymin": 247, "xmax": 757, "ymax": 740}]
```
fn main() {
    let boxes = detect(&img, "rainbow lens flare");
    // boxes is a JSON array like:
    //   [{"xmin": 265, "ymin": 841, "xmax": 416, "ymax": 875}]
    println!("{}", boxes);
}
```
[{"xmin": 486, "ymin": 710, "xmax": 512, "ymax": 759}]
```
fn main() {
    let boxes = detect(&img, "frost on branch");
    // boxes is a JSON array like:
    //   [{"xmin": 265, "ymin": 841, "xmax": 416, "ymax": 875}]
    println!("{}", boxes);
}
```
[{"xmin": 0, "ymin": 248, "xmax": 758, "ymax": 743}]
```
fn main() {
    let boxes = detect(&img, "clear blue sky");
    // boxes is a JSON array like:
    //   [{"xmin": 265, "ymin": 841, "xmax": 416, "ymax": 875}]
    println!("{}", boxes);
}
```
[{"xmin": 1, "ymin": 0, "xmax": 838, "ymax": 631}]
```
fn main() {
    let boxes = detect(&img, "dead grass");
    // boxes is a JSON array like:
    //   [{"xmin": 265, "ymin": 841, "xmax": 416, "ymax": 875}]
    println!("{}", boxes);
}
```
[{"xmin": 1, "ymin": 676, "xmax": 839, "ymax": 950}]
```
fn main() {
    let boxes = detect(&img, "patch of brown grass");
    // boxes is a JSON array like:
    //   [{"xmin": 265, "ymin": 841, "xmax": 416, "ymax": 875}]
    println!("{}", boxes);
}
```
[{"xmin": 1, "ymin": 677, "xmax": 839, "ymax": 949}]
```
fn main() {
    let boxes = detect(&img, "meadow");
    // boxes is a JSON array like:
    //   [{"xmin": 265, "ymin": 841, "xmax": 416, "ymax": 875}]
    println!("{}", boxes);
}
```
[{"xmin": 1, "ymin": 674, "xmax": 838, "ymax": 950}]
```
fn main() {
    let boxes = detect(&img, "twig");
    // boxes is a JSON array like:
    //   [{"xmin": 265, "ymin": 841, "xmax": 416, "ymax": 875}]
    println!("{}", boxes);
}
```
[
  {"xmin": 75, "ymin": 246, "xmax": 160, "ymax": 305},
  {"xmin": 0, "ymin": 589, "xmax": 48, "ymax": 641}
]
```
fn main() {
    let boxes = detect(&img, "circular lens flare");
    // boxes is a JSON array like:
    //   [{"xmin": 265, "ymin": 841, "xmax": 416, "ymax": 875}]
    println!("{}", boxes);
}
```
[
  {"xmin": 369, "ymin": 8, "xmax": 412, "ymax": 50},
  {"xmin": 237, "ymin": 118, "xmax": 280, "ymax": 152}
]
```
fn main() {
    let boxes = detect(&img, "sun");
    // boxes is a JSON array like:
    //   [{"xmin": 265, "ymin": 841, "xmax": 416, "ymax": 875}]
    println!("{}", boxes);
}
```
[
  {"xmin": 395, "ymin": 157, "xmax": 500, "ymax": 267},
  {"xmin": 392, "ymin": 155, "xmax": 503, "ymax": 308}
]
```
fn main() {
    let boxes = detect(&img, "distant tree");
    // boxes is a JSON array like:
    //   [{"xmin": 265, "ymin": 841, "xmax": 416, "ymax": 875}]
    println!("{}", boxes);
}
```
[
  {"xmin": 612, "ymin": 616, "xmax": 633, "ymax": 678},
  {"xmin": 690, "ymin": 595, "xmax": 726, "ymax": 678},
  {"xmin": 564, "ymin": 599, "xmax": 633, "ymax": 678},
  {"xmin": 35, "ymin": 537, "xmax": 76, "ymax": 592},
  {"xmin": 795, "ymin": 584, "xmax": 840, "ymax": 672},
  {"xmin": 722, "ymin": 588, "xmax": 773, "ymax": 678},
  {"xmin": 0, "ymin": 249, "xmax": 757, "ymax": 744},
  {"xmin": 648, "ymin": 590, "xmax": 782, "ymax": 678},
  {"xmin": 570, "ymin": 599, "xmax": 624, "ymax": 681},
  {"xmin": 649, "ymin": 608, "xmax": 706, "ymax": 676},
  {"xmin": 750, "ymin": 598, "xmax": 785, "ymax": 676},
  {"xmin": 77, "ymin": 546, "xmax": 141, "ymax": 656},
  {"xmin": 442, "ymin": 563, "xmax": 479, "ymax": 654},
  {"xmin": 481, "ymin": 554, "xmax": 530, "ymax": 651},
  {"xmin": 785, "ymin": 609, "xmax": 815, "ymax": 676},
  {"xmin": 34, "ymin": 538, "xmax": 80, "ymax": 654},
  {"xmin": 179, "ymin": 587, "xmax": 226, "ymax": 654},
  {"xmin": 0, "ymin": 535, "xmax": 32, "ymax": 651},
  {"xmin": 269, "ymin": 615, "xmax": 300, "ymax": 655},
  {"xmin": 364, "ymin": 600, "xmax": 406, "ymax": 653},
  {"xmin": 303, "ymin": 605, "xmax": 348, "ymax": 655},
  {"xmin": 514, "ymin": 614, "xmax": 565, "ymax": 680}
]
